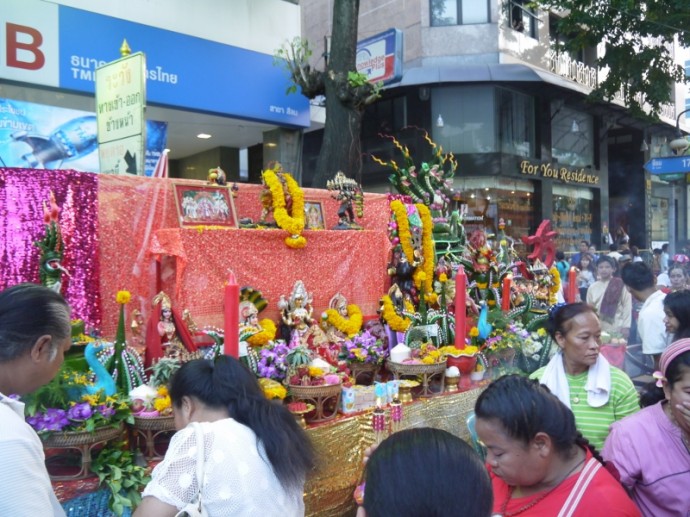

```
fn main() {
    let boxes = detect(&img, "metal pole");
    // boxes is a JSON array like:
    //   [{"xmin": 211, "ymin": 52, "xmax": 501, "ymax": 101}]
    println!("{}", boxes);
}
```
[{"xmin": 669, "ymin": 181, "xmax": 677, "ymax": 255}]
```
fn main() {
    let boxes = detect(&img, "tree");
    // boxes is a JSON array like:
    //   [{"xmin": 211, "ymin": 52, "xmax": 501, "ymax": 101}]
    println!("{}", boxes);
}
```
[
  {"xmin": 531, "ymin": 0, "xmax": 690, "ymax": 117},
  {"xmin": 275, "ymin": 0, "xmax": 380, "ymax": 187}
]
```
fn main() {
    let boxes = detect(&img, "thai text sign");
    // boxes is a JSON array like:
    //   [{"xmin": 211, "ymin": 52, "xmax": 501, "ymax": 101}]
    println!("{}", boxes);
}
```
[
  {"xmin": 519, "ymin": 160, "xmax": 599, "ymax": 185},
  {"xmin": 95, "ymin": 52, "xmax": 145, "ymax": 144},
  {"xmin": 356, "ymin": 29, "xmax": 403, "ymax": 85}
]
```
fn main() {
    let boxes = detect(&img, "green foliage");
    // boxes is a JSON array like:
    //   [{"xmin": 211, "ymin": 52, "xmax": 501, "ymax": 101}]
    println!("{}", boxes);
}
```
[
  {"xmin": 146, "ymin": 357, "xmax": 181, "ymax": 387},
  {"xmin": 274, "ymin": 37, "xmax": 325, "ymax": 98},
  {"xmin": 530, "ymin": 0, "xmax": 689, "ymax": 116},
  {"xmin": 91, "ymin": 443, "xmax": 150, "ymax": 516}
]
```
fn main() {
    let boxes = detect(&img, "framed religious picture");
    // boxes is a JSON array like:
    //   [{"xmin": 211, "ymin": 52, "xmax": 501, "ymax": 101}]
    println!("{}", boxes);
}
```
[
  {"xmin": 173, "ymin": 183, "xmax": 238, "ymax": 228},
  {"xmin": 304, "ymin": 200, "xmax": 326, "ymax": 230}
]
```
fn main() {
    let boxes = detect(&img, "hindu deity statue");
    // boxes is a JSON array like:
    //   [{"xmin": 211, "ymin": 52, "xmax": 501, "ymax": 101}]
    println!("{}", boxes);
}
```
[
  {"xmin": 239, "ymin": 294, "xmax": 276, "ymax": 349},
  {"xmin": 278, "ymin": 281, "xmax": 328, "ymax": 359},
  {"xmin": 321, "ymin": 293, "xmax": 363, "ymax": 359},
  {"xmin": 326, "ymin": 171, "xmax": 364, "ymax": 230},
  {"xmin": 144, "ymin": 291, "xmax": 197, "ymax": 367}
]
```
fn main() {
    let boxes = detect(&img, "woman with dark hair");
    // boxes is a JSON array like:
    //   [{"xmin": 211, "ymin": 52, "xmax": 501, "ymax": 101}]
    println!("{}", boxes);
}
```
[
  {"xmin": 586, "ymin": 255, "xmax": 632, "ymax": 338},
  {"xmin": 663, "ymin": 289, "xmax": 690, "ymax": 341},
  {"xmin": 667, "ymin": 264, "xmax": 689, "ymax": 292},
  {"xmin": 476, "ymin": 375, "xmax": 640, "ymax": 516},
  {"xmin": 530, "ymin": 303, "xmax": 639, "ymax": 449},
  {"xmin": 575, "ymin": 253, "xmax": 596, "ymax": 302},
  {"xmin": 603, "ymin": 339, "xmax": 690, "ymax": 516},
  {"xmin": 358, "ymin": 427, "xmax": 493, "ymax": 517},
  {"xmin": 134, "ymin": 356, "xmax": 315, "ymax": 516}
]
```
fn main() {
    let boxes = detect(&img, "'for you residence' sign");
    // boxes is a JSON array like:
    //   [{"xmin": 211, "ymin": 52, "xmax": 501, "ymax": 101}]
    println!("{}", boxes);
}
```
[{"xmin": 519, "ymin": 160, "xmax": 599, "ymax": 185}]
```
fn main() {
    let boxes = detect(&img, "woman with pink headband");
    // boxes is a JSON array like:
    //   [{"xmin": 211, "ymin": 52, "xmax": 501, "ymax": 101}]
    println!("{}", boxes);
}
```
[{"xmin": 602, "ymin": 339, "xmax": 690, "ymax": 516}]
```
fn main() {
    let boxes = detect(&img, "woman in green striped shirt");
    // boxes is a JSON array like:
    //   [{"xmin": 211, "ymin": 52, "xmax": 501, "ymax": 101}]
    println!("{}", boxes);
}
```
[{"xmin": 530, "ymin": 303, "xmax": 639, "ymax": 449}]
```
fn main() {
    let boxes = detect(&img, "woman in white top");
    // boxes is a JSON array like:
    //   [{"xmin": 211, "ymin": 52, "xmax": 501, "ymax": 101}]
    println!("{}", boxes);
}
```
[{"xmin": 134, "ymin": 356, "xmax": 315, "ymax": 516}]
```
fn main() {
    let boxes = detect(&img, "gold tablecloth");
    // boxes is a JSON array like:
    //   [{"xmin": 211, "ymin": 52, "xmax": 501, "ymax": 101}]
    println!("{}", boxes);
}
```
[{"xmin": 304, "ymin": 388, "xmax": 482, "ymax": 517}]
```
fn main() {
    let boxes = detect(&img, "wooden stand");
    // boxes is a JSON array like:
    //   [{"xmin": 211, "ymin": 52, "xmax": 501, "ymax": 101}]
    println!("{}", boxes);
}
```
[{"xmin": 130, "ymin": 415, "xmax": 176, "ymax": 460}]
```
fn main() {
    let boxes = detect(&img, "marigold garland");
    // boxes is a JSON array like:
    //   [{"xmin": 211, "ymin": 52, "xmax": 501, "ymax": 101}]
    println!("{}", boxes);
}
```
[
  {"xmin": 116, "ymin": 290, "xmax": 131, "ymax": 305},
  {"xmin": 262, "ymin": 168, "xmax": 306, "ymax": 249},
  {"xmin": 323, "ymin": 304, "xmax": 363, "ymax": 338},
  {"xmin": 380, "ymin": 295, "xmax": 411, "ymax": 332},
  {"xmin": 390, "ymin": 200, "xmax": 415, "ymax": 263},
  {"xmin": 412, "ymin": 203, "xmax": 435, "ymax": 299},
  {"xmin": 246, "ymin": 319, "xmax": 277, "ymax": 347},
  {"xmin": 549, "ymin": 266, "xmax": 561, "ymax": 305}
]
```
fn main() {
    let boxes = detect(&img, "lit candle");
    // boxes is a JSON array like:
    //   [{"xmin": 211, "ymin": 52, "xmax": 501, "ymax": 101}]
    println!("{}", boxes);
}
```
[
  {"xmin": 224, "ymin": 270, "xmax": 240, "ymax": 357},
  {"xmin": 568, "ymin": 267, "xmax": 578, "ymax": 304},
  {"xmin": 454, "ymin": 266, "xmax": 467, "ymax": 349},
  {"xmin": 501, "ymin": 274, "xmax": 512, "ymax": 312}
]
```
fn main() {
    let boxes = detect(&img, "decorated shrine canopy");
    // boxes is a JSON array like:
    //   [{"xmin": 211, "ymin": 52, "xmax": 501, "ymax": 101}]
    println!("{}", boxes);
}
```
[{"xmin": 0, "ymin": 168, "xmax": 391, "ymax": 336}]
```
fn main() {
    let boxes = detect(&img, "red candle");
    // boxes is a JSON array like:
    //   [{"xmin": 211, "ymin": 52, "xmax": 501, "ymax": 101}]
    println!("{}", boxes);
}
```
[
  {"xmin": 224, "ymin": 270, "xmax": 240, "ymax": 357},
  {"xmin": 501, "ymin": 274, "xmax": 512, "ymax": 312},
  {"xmin": 454, "ymin": 266, "xmax": 467, "ymax": 349},
  {"xmin": 567, "ymin": 267, "xmax": 578, "ymax": 303}
]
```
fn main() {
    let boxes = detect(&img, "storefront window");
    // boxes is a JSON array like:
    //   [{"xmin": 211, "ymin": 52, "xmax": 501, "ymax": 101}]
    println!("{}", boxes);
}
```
[
  {"xmin": 551, "ymin": 106, "xmax": 593, "ymax": 167},
  {"xmin": 552, "ymin": 184, "xmax": 594, "ymax": 252},
  {"xmin": 430, "ymin": 0, "xmax": 489, "ymax": 26},
  {"xmin": 650, "ymin": 196, "xmax": 670, "ymax": 241},
  {"xmin": 453, "ymin": 177, "xmax": 535, "ymax": 254}
]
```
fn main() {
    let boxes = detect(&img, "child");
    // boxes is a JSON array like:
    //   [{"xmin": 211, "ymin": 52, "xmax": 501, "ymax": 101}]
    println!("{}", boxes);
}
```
[{"xmin": 576, "ymin": 253, "xmax": 596, "ymax": 302}]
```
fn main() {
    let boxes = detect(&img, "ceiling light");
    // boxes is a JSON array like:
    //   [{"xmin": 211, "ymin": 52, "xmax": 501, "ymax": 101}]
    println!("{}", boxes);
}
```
[
  {"xmin": 265, "ymin": 142, "xmax": 277, "ymax": 147},
  {"xmin": 436, "ymin": 115, "xmax": 444, "ymax": 128},
  {"xmin": 196, "ymin": 133, "xmax": 212, "ymax": 139},
  {"xmin": 571, "ymin": 120, "xmax": 579, "ymax": 133}
]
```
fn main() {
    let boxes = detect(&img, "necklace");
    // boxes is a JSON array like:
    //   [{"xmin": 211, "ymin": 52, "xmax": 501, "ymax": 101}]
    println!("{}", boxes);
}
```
[{"xmin": 492, "ymin": 456, "xmax": 586, "ymax": 517}]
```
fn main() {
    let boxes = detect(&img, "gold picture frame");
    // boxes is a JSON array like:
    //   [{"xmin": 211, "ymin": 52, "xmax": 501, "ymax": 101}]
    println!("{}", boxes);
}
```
[
  {"xmin": 304, "ymin": 200, "xmax": 326, "ymax": 230},
  {"xmin": 173, "ymin": 183, "xmax": 238, "ymax": 228}
]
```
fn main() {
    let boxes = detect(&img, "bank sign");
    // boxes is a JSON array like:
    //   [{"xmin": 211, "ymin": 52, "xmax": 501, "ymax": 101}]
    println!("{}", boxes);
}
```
[
  {"xmin": 356, "ymin": 29, "xmax": 403, "ymax": 85},
  {"xmin": 0, "ymin": 0, "xmax": 309, "ymax": 128}
]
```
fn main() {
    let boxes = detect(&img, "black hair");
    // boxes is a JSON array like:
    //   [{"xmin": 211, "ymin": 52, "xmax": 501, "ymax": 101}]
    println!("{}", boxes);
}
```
[
  {"xmin": 609, "ymin": 244, "xmax": 618, "ymax": 252},
  {"xmin": 475, "ymin": 375, "xmax": 605, "ymax": 464},
  {"xmin": 596, "ymin": 255, "xmax": 617, "ymax": 269},
  {"xmin": 169, "ymin": 356, "xmax": 315, "ymax": 491},
  {"xmin": 363, "ymin": 427, "xmax": 492, "ymax": 517},
  {"xmin": 0, "ymin": 283, "xmax": 71, "ymax": 362},
  {"xmin": 620, "ymin": 261, "xmax": 655, "ymax": 291},
  {"xmin": 639, "ymin": 348, "xmax": 690, "ymax": 407},
  {"xmin": 546, "ymin": 302, "xmax": 596, "ymax": 340},
  {"xmin": 663, "ymin": 290, "xmax": 690, "ymax": 340},
  {"xmin": 556, "ymin": 250, "xmax": 565, "ymax": 261}
]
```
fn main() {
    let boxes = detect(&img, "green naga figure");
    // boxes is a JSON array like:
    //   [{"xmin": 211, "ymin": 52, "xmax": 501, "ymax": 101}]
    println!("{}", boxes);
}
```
[{"xmin": 34, "ymin": 191, "xmax": 70, "ymax": 292}]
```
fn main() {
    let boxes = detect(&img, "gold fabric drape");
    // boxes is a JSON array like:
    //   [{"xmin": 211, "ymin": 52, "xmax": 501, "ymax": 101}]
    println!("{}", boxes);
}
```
[{"xmin": 304, "ymin": 389, "xmax": 482, "ymax": 516}]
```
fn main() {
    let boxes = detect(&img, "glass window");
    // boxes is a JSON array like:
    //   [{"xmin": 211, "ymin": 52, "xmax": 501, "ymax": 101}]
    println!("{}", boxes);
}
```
[
  {"xmin": 432, "ymin": 86, "xmax": 496, "ymax": 154},
  {"xmin": 551, "ymin": 105, "xmax": 593, "ymax": 167},
  {"xmin": 552, "ymin": 185, "xmax": 594, "ymax": 252},
  {"xmin": 454, "ymin": 177, "xmax": 535, "ymax": 253},
  {"xmin": 507, "ymin": 0, "xmax": 537, "ymax": 38},
  {"xmin": 497, "ymin": 88, "xmax": 535, "ymax": 157},
  {"xmin": 430, "ymin": 0, "xmax": 488, "ymax": 26}
]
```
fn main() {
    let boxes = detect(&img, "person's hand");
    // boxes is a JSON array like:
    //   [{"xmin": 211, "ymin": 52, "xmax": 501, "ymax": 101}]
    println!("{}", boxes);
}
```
[
  {"xmin": 620, "ymin": 328, "xmax": 630, "ymax": 339},
  {"xmin": 675, "ymin": 400, "xmax": 690, "ymax": 426}
]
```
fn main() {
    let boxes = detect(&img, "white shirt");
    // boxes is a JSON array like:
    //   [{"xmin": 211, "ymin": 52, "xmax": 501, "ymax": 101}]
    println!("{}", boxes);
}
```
[
  {"xmin": 0, "ymin": 392, "xmax": 65, "ymax": 516},
  {"xmin": 638, "ymin": 290, "xmax": 669, "ymax": 355},
  {"xmin": 143, "ymin": 418, "xmax": 305, "ymax": 516}
]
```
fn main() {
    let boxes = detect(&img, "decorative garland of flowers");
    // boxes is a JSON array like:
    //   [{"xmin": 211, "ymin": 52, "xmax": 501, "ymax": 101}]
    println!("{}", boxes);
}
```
[
  {"xmin": 549, "ymin": 266, "xmax": 561, "ymax": 306},
  {"xmin": 412, "ymin": 203, "xmax": 436, "ymax": 303},
  {"xmin": 246, "ymin": 319, "xmax": 277, "ymax": 347},
  {"xmin": 322, "ymin": 304, "xmax": 363, "ymax": 338},
  {"xmin": 262, "ymin": 168, "xmax": 307, "ymax": 249},
  {"xmin": 380, "ymin": 295, "xmax": 412, "ymax": 332},
  {"xmin": 390, "ymin": 200, "xmax": 415, "ymax": 262}
]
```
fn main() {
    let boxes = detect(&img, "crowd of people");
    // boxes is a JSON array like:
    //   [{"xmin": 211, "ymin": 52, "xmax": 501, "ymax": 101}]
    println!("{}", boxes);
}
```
[{"xmin": 2, "ymin": 247, "xmax": 690, "ymax": 516}]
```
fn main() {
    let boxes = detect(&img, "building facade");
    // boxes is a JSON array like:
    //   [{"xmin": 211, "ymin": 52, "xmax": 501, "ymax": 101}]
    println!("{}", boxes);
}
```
[{"xmin": 301, "ymin": 0, "xmax": 689, "ymax": 253}]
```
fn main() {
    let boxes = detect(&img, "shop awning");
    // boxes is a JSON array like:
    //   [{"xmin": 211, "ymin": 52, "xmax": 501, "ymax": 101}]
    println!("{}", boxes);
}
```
[{"xmin": 387, "ymin": 63, "xmax": 591, "ymax": 95}]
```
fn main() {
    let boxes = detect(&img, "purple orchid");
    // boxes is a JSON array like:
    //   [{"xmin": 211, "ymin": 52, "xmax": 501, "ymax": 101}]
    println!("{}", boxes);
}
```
[{"xmin": 67, "ymin": 402, "xmax": 93, "ymax": 421}]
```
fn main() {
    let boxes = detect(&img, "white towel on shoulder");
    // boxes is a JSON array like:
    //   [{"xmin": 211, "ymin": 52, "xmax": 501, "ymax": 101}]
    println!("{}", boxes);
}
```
[{"xmin": 539, "ymin": 351, "xmax": 611, "ymax": 409}]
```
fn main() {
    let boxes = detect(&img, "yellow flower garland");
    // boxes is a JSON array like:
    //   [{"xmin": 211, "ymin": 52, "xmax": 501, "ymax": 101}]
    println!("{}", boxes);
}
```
[
  {"xmin": 549, "ymin": 266, "xmax": 561, "ymax": 305},
  {"xmin": 380, "ymin": 295, "xmax": 411, "ymax": 332},
  {"xmin": 246, "ymin": 319, "xmax": 277, "ymax": 347},
  {"xmin": 390, "ymin": 200, "xmax": 415, "ymax": 263},
  {"xmin": 262, "ymin": 168, "xmax": 307, "ymax": 249},
  {"xmin": 323, "ymin": 304, "xmax": 363, "ymax": 338},
  {"xmin": 412, "ymin": 203, "xmax": 435, "ymax": 301}
]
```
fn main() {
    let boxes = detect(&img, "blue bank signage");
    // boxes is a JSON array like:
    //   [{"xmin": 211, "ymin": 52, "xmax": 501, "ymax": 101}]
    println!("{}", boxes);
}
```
[
  {"xmin": 644, "ymin": 156, "xmax": 690, "ymax": 175},
  {"xmin": 1, "ymin": 1, "xmax": 310, "ymax": 128}
]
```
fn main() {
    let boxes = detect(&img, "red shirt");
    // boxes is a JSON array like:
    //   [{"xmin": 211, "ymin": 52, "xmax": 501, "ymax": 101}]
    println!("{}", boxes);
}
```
[{"xmin": 489, "ymin": 450, "xmax": 641, "ymax": 516}]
